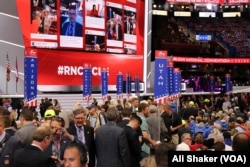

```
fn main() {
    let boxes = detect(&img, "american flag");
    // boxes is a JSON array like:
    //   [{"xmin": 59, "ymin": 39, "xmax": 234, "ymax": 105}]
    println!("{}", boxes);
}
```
[
  {"xmin": 102, "ymin": 95, "xmax": 108, "ymax": 101},
  {"xmin": 83, "ymin": 95, "xmax": 92, "ymax": 102},
  {"xmin": 154, "ymin": 97, "xmax": 165, "ymax": 105},
  {"xmin": 25, "ymin": 99, "xmax": 37, "ymax": 107},
  {"xmin": 6, "ymin": 54, "xmax": 11, "ymax": 82},
  {"xmin": 116, "ymin": 94, "xmax": 123, "ymax": 100},
  {"xmin": 16, "ymin": 56, "xmax": 19, "ymax": 83}
]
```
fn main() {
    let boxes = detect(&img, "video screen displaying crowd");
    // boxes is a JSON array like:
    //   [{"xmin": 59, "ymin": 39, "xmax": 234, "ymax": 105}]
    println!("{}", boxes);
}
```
[{"xmin": 0, "ymin": 93, "xmax": 250, "ymax": 167}]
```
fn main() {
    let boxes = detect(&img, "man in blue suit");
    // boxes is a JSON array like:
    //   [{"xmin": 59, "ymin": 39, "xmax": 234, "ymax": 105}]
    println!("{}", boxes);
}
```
[{"xmin": 61, "ymin": 7, "xmax": 83, "ymax": 37}]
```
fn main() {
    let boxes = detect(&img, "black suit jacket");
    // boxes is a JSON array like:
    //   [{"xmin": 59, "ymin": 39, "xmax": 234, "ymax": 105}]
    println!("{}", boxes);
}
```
[
  {"xmin": 67, "ymin": 124, "xmax": 95, "ymax": 167},
  {"xmin": 117, "ymin": 119, "xmax": 129, "ymax": 128},
  {"xmin": 0, "ymin": 136, "xmax": 22, "ymax": 167},
  {"xmin": 161, "ymin": 111, "xmax": 182, "ymax": 136},
  {"xmin": 61, "ymin": 22, "xmax": 83, "ymax": 37},
  {"xmin": 123, "ymin": 125, "xmax": 141, "ymax": 167},
  {"xmin": 118, "ymin": 119, "xmax": 143, "ymax": 146},
  {"xmin": 13, "ymin": 145, "xmax": 56, "ymax": 167}
]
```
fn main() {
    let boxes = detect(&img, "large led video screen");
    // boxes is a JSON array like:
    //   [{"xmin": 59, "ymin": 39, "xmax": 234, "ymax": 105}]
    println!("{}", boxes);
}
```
[
  {"xmin": 16, "ymin": 0, "xmax": 144, "ymax": 92},
  {"xmin": 25, "ymin": 0, "xmax": 143, "ymax": 54}
]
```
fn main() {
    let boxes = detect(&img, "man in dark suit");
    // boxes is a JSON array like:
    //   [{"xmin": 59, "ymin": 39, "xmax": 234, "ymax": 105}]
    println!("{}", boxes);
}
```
[
  {"xmin": 44, "ymin": 116, "xmax": 70, "ymax": 166},
  {"xmin": 67, "ymin": 109, "xmax": 95, "ymax": 167},
  {"xmin": 61, "ymin": 7, "xmax": 83, "ymax": 37},
  {"xmin": 129, "ymin": 97, "xmax": 139, "ymax": 115},
  {"xmin": 13, "ymin": 126, "xmax": 56, "ymax": 167},
  {"xmin": 0, "ymin": 135, "xmax": 22, "ymax": 167},
  {"xmin": 124, "ymin": 17, "xmax": 133, "ymax": 34},
  {"xmin": 113, "ymin": 17, "xmax": 122, "ymax": 41},
  {"xmin": 123, "ymin": 115, "xmax": 142, "ymax": 167},
  {"xmin": 95, "ymin": 106, "xmax": 131, "ymax": 167},
  {"xmin": 117, "ymin": 108, "xmax": 131, "ymax": 127},
  {"xmin": 0, "ymin": 116, "xmax": 22, "ymax": 167},
  {"xmin": 117, "ymin": 108, "xmax": 143, "ymax": 146}
]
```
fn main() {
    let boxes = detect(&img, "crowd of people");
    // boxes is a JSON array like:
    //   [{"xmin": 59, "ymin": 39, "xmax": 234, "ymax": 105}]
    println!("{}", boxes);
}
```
[{"xmin": 0, "ymin": 93, "xmax": 250, "ymax": 167}]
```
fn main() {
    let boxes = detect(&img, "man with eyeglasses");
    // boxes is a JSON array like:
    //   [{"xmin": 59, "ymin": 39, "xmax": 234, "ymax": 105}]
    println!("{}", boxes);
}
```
[
  {"xmin": 61, "ymin": 6, "xmax": 83, "ymax": 37},
  {"xmin": 176, "ymin": 133, "xmax": 192, "ymax": 151},
  {"xmin": 67, "ymin": 109, "xmax": 95, "ymax": 167}
]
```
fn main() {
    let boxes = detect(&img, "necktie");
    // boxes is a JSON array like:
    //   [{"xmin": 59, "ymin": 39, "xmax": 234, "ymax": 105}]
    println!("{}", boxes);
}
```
[
  {"xmin": 68, "ymin": 23, "xmax": 73, "ymax": 36},
  {"xmin": 78, "ymin": 127, "xmax": 86, "ymax": 144}
]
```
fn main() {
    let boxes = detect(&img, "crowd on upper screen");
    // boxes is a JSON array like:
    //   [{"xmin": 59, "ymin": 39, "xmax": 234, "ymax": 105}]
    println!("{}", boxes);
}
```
[{"xmin": 0, "ymin": 92, "xmax": 250, "ymax": 167}]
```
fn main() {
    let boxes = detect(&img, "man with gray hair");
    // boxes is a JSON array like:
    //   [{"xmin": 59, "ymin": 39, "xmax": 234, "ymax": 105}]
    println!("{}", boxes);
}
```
[
  {"xmin": 176, "ymin": 133, "xmax": 192, "ymax": 151},
  {"xmin": 14, "ymin": 126, "xmax": 56, "ymax": 167},
  {"xmin": 95, "ymin": 107, "xmax": 131, "ymax": 167},
  {"xmin": 213, "ymin": 133, "xmax": 232, "ymax": 151},
  {"xmin": 147, "ymin": 105, "xmax": 168, "ymax": 142}
]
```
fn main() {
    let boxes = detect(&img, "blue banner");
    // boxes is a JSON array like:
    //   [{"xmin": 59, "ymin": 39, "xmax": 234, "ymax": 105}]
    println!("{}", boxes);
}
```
[
  {"xmin": 116, "ymin": 72, "xmax": 123, "ymax": 99},
  {"xmin": 168, "ymin": 62, "xmax": 174, "ymax": 96},
  {"xmin": 154, "ymin": 56, "xmax": 167, "ymax": 100},
  {"xmin": 89, "ymin": 68, "xmax": 92, "ymax": 97},
  {"xmin": 209, "ymin": 76, "xmax": 215, "ymax": 92},
  {"xmin": 178, "ymin": 72, "xmax": 182, "ymax": 95},
  {"xmin": 225, "ymin": 74, "xmax": 231, "ymax": 93},
  {"xmin": 173, "ymin": 68, "xmax": 180, "ymax": 95},
  {"xmin": 101, "ymin": 69, "xmax": 108, "ymax": 100},
  {"xmin": 135, "ymin": 76, "xmax": 140, "ymax": 96},
  {"xmin": 83, "ymin": 65, "xmax": 92, "ymax": 101},
  {"xmin": 126, "ymin": 73, "xmax": 131, "ymax": 96},
  {"xmin": 165, "ymin": 62, "xmax": 169, "ymax": 97},
  {"xmin": 24, "ymin": 56, "xmax": 37, "ymax": 107}
]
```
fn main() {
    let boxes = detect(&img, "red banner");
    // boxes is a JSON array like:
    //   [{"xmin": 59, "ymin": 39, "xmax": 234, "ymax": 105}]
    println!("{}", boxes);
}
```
[
  {"xmin": 155, "ymin": 50, "xmax": 168, "ymax": 58},
  {"xmin": 167, "ymin": 0, "xmax": 224, "ymax": 3},
  {"xmin": 37, "ymin": 49, "xmax": 143, "ymax": 86},
  {"xmin": 172, "ymin": 56, "xmax": 250, "ymax": 64},
  {"xmin": 227, "ymin": 0, "xmax": 249, "ymax": 3},
  {"xmin": 166, "ymin": 0, "xmax": 250, "ymax": 3}
]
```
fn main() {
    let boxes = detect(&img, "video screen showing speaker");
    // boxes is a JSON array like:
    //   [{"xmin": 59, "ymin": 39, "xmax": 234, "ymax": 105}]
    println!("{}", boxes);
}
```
[{"xmin": 30, "ymin": 0, "xmax": 142, "ymax": 55}]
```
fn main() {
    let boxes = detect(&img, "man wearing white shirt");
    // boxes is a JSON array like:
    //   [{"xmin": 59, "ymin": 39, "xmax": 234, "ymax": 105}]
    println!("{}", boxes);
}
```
[{"xmin": 176, "ymin": 133, "xmax": 192, "ymax": 151}]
